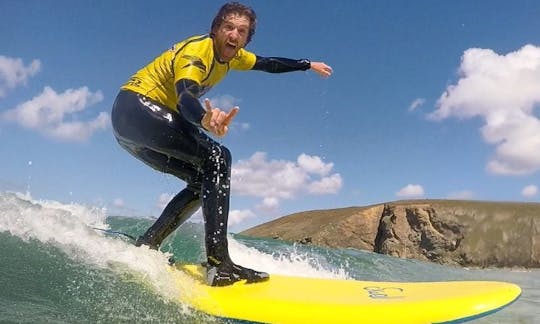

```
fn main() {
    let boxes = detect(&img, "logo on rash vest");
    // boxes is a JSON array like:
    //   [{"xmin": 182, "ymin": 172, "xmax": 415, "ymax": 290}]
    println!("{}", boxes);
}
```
[
  {"xmin": 364, "ymin": 286, "xmax": 405, "ymax": 299},
  {"xmin": 181, "ymin": 55, "xmax": 207, "ymax": 73}
]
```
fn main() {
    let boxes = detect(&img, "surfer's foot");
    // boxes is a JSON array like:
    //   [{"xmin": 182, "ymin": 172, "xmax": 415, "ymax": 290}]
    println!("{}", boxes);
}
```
[
  {"xmin": 135, "ymin": 236, "xmax": 176, "ymax": 265},
  {"xmin": 134, "ymin": 236, "xmax": 158, "ymax": 250},
  {"xmin": 205, "ymin": 258, "xmax": 269, "ymax": 287}
]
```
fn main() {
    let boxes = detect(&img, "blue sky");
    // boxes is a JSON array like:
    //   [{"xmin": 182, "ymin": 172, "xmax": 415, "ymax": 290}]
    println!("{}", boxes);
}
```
[{"xmin": 1, "ymin": 0, "xmax": 540, "ymax": 231}]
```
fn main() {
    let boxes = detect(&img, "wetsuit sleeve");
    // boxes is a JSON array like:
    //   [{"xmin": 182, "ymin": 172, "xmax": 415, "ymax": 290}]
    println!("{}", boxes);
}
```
[
  {"xmin": 251, "ymin": 56, "xmax": 311, "ymax": 73},
  {"xmin": 175, "ymin": 79, "xmax": 206, "ymax": 127}
]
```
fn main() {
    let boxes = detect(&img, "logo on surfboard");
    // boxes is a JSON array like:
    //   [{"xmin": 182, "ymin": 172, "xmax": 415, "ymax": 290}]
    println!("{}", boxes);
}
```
[{"xmin": 364, "ymin": 286, "xmax": 405, "ymax": 299}]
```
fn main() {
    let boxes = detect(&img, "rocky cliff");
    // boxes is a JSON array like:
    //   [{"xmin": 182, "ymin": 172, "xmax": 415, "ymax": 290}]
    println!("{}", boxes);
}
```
[{"xmin": 240, "ymin": 200, "xmax": 540, "ymax": 268}]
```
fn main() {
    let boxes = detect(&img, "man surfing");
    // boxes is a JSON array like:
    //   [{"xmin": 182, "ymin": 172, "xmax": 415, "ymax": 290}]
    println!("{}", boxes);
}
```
[{"xmin": 111, "ymin": 1, "xmax": 333, "ymax": 286}]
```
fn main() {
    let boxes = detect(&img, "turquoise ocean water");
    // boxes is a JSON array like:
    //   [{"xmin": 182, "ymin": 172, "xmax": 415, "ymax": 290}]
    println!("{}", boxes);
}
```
[{"xmin": 0, "ymin": 191, "xmax": 538, "ymax": 323}]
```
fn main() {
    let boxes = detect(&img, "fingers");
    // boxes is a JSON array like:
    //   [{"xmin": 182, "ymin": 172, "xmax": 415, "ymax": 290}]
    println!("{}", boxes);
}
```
[
  {"xmin": 320, "ymin": 64, "xmax": 333, "ymax": 77},
  {"xmin": 215, "ymin": 107, "xmax": 239, "ymax": 136},
  {"xmin": 204, "ymin": 98, "xmax": 212, "ymax": 111},
  {"xmin": 223, "ymin": 106, "xmax": 239, "ymax": 125},
  {"xmin": 311, "ymin": 62, "xmax": 333, "ymax": 78},
  {"xmin": 202, "ymin": 99, "xmax": 239, "ymax": 137}
]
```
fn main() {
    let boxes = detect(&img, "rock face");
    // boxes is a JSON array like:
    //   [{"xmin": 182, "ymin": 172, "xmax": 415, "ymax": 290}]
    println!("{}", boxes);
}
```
[{"xmin": 240, "ymin": 200, "xmax": 540, "ymax": 268}]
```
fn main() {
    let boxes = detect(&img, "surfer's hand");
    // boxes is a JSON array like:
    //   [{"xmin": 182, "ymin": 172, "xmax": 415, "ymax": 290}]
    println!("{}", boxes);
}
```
[
  {"xmin": 310, "ymin": 62, "xmax": 333, "ymax": 78},
  {"xmin": 201, "ymin": 99, "xmax": 239, "ymax": 137}
]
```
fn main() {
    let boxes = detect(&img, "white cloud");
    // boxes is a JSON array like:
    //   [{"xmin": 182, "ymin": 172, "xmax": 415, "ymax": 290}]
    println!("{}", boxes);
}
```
[
  {"xmin": 229, "ymin": 121, "xmax": 251, "ymax": 133},
  {"xmin": 0, "ymin": 56, "xmax": 41, "ymax": 97},
  {"xmin": 256, "ymin": 197, "xmax": 280, "ymax": 213},
  {"xmin": 113, "ymin": 198, "xmax": 125, "ymax": 208},
  {"xmin": 430, "ymin": 44, "xmax": 540, "ymax": 175},
  {"xmin": 229, "ymin": 209, "xmax": 255, "ymax": 226},
  {"xmin": 238, "ymin": 122, "xmax": 251, "ymax": 131},
  {"xmin": 156, "ymin": 192, "xmax": 174, "ymax": 210},
  {"xmin": 408, "ymin": 98, "xmax": 426, "ymax": 112},
  {"xmin": 396, "ymin": 184, "xmax": 425, "ymax": 198},
  {"xmin": 308, "ymin": 173, "xmax": 343, "ymax": 195},
  {"xmin": 232, "ymin": 152, "xmax": 342, "ymax": 210},
  {"xmin": 297, "ymin": 154, "xmax": 333, "ymax": 176},
  {"xmin": 208, "ymin": 94, "xmax": 240, "ymax": 109},
  {"xmin": 522, "ymin": 185, "xmax": 538, "ymax": 198},
  {"xmin": 2, "ymin": 86, "xmax": 109, "ymax": 141}
]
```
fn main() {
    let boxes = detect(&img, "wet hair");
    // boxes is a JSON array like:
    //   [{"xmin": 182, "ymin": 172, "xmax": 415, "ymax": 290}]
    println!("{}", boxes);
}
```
[{"xmin": 210, "ymin": 2, "xmax": 257, "ymax": 44}]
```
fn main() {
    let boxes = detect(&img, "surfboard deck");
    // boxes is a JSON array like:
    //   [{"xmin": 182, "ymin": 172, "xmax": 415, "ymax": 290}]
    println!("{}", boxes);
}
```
[{"xmin": 169, "ymin": 264, "xmax": 521, "ymax": 324}]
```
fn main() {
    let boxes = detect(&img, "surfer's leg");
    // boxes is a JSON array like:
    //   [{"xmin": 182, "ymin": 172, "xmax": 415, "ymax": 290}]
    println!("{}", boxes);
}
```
[
  {"xmin": 195, "ymin": 139, "xmax": 269, "ymax": 286},
  {"xmin": 135, "ymin": 183, "xmax": 201, "ymax": 250},
  {"xmin": 112, "ymin": 90, "xmax": 205, "ymax": 249},
  {"xmin": 113, "ymin": 136, "xmax": 204, "ymax": 249},
  {"xmin": 120, "ymin": 146, "xmax": 203, "ymax": 250}
]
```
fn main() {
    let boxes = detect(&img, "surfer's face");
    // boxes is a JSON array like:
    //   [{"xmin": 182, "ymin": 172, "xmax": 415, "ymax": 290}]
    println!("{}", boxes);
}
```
[{"xmin": 213, "ymin": 13, "xmax": 250, "ymax": 63}]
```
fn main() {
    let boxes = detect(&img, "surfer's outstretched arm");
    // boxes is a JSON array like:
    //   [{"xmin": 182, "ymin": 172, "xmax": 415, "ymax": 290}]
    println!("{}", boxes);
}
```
[{"xmin": 252, "ymin": 56, "xmax": 333, "ymax": 78}]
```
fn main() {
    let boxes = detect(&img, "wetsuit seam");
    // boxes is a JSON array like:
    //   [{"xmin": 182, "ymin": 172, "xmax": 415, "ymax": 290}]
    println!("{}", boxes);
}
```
[{"xmin": 171, "ymin": 35, "xmax": 210, "ymax": 86}]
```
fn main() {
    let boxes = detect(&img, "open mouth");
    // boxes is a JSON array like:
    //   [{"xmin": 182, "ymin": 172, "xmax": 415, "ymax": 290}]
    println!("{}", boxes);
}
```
[
  {"xmin": 226, "ymin": 41, "xmax": 237, "ymax": 50},
  {"xmin": 217, "ymin": 39, "xmax": 240, "ymax": 62}
]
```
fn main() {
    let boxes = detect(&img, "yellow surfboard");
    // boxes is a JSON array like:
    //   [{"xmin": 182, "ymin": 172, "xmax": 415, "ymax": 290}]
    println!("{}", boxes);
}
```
[{"xmin": 170, "ymin": 264, "xmax": 520, "ymax": 324}]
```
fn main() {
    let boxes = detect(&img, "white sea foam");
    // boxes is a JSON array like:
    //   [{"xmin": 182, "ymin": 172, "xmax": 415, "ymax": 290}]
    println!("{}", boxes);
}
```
[
  {"xmin": 228, "ymin": 237, "xmax": 350, "ymax": 280},
  {"xmin": 0, "ymin": 191, "xmax": 192, "ymax": 303}
]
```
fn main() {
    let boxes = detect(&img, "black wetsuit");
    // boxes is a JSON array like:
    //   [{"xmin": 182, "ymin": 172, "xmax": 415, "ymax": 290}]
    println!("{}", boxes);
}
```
[{"xmin": 111, "ymin": 34, "xmax": 310, "ymax": 286}]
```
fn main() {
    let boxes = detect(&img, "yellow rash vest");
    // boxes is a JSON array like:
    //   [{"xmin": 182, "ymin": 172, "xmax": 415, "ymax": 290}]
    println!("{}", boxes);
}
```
[{"xmin": 121, "ymin": 35, "xmax": 256, "ymax": 111}]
